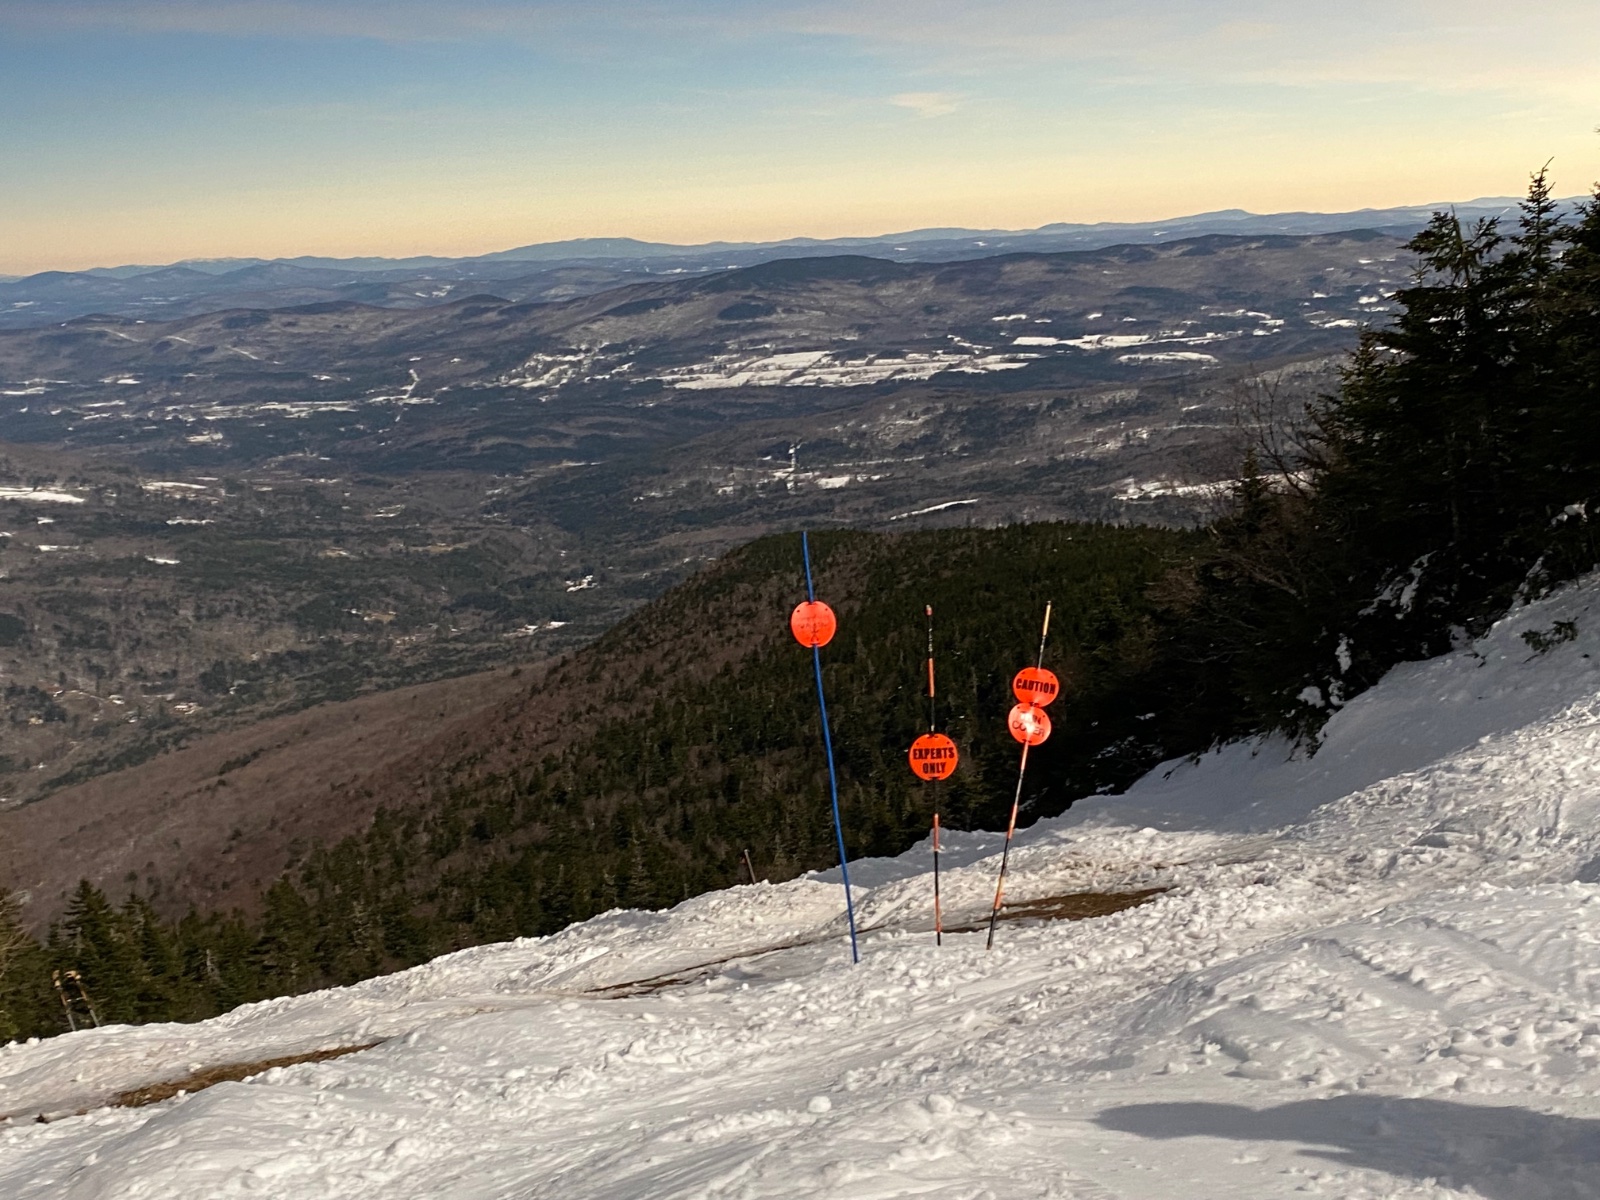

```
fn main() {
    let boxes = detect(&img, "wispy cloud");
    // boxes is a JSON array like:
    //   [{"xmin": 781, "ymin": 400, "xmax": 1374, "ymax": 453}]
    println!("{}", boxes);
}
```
[
  {"xmin": 8, "ymin": 1, "xmax": 1599, "ymax": 108},
  {"xmin": 889, "ymin": 91, "xmax": 961, "ymax": 118},
  {"xmin": 0, "ymin": 1, "xmax": 579, "ymax": 41},
  {"xmin": 777, "ymin": 0, "xmax": 1600, "ymax": 104}
]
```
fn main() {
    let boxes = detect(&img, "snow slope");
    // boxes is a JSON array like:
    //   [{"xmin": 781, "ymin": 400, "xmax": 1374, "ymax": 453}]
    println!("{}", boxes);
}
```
[{"xmin": 7, "ymin": 579, "xmax": 1600, "ymax": 1197}]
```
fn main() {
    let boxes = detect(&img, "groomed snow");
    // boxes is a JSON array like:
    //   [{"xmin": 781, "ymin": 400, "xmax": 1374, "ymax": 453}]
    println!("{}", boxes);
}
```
[{"xmin": 8, "ymin": 578, "xmax": 1600, "ymax": 1197}]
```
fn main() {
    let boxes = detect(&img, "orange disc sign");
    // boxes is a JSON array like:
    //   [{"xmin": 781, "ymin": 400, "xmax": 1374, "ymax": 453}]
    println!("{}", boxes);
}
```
[
  {"xmin": 1007, "ymin": 702, "xmax": 1052, "ymax": 746},
  {"xmin": 789, "ymin": 600, "xmax": 837, "ymax": 648},
  {"xmin": 908, "ymin": 732, "xmax": 959, "ymax": 781},
  {"xmin": 1012, "ymin": 666, "xmax": 1061, "ymax": 707}
]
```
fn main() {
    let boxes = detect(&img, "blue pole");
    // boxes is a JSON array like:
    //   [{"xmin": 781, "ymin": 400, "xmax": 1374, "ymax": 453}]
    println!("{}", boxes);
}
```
[{"xmin": 803, "ymin": 531, "xmax": 860, "ymax": 964}]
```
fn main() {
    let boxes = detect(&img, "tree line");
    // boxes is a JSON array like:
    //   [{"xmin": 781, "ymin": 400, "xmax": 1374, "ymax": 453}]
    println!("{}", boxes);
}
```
[{"xmin": 1170, "ymin": 171, "xmax": 1600, "ymax": 741}]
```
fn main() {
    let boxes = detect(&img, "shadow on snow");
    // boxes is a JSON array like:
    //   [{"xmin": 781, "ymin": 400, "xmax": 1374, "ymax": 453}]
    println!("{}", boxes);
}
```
[{"xmin": 1096, "ymin": 1095, "xmax": 1600, "ymax": 1200}]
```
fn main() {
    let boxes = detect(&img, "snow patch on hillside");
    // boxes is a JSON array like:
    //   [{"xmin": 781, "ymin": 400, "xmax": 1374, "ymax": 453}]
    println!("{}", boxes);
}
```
[
  {"xmin": 0, "ymin": 488, "xmax": 84, "ymax": 505},
  {"xmin": 658, "ymin": 348, "xmax": 1033, "ymax": 388}
]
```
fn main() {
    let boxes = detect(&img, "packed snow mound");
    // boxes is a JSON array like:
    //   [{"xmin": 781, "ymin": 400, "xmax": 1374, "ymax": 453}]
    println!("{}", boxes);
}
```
[
  {"xmin": 1069, "ymin": 576, "xmax": 1600, "ymax": 834},
  {"xmin": 7, "ymin": 578, "xmax": 1600, "ymax": 1197}
]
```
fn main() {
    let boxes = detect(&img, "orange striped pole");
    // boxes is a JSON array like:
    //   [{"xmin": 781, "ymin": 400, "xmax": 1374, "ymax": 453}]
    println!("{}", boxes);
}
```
[
  {"xmin": 985, "ymin": 742, "xmax": 1029, "ymax": 948},
  {"xmin": 909, "ymin": 606, "xmax": 958, "ymax": 942},
  {"xmin": 987, "ymin": 602, "xmax": 1052, "ymax": 951}
]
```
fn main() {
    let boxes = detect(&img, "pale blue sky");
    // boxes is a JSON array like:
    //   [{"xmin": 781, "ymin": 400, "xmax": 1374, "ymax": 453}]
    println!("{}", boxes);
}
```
[{"xmin": 2, "ymin": 1, "xmax": 1597, "ymax": 272}]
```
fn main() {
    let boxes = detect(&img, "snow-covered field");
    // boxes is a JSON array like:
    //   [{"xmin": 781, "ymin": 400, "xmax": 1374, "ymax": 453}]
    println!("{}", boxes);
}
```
[
  {"xmin": 659, "ymin": 348, "xmax": 1033, "ymax": 389},
  {"xmin": 0, "ymin": 488, "xmax": 85, "ymax": 505},
  {"xmin": 8, "ymin": 579, "xmax": 1600, "ymax": 1197}
]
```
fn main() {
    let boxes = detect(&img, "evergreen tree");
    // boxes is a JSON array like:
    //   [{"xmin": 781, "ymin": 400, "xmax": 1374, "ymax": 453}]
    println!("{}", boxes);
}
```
[
  {"xmin": 0, "ymin": 891, "xmax": 53, "ymax": 1041},
  {"xmin": 1182, "ymin": 169, "xmax": 1600, "ymax": 732},
  {"xmin": 253, "ymin": 878, "xmax": 320, "ymax": 994},
  {"xmin": 1541, "ymin": 182, "xmax": 1600, "ymax": 571},
  {"xmin": 50, "ymin": 882, "xmax": 143, "ymax": 1025},
  {"xmin": 123, "ymin": 896, "xmax": 201, "ymax": 1023}
]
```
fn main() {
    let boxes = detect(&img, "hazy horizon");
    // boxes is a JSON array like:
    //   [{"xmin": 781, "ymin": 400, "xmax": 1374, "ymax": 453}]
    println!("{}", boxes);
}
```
[{"xmin": 10, "ymin": 191, "xmax": 1598, "ymax": 281}]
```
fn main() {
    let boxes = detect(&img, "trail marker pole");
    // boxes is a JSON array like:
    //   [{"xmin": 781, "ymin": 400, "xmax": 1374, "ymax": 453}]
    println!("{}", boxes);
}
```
[
  {"xmin": 987, "ymin": 602, "xmax": 1053, "ymax": 951},
  {"xmin": 926, "ymin": 605, "xmax": 943, "ymax": 946},
  {"xmin": 907, "ymin": 605, "xmax": 958, "ymax": 942},
  {"xmin": 986, "ymin": 744, "xmax": 1030, "ymax": 949},
  {"xmin": 742, "ymin": 849, "xmax": 759, "ymax": 886},
  {"xmin": 69, "ymin": 970, "xmax": 102, "ymax": 1028},
  {"xmin": 800, "ymin": 531, "xmax": 860, "ymax": 964},
  {"xmin": 51, "ymin": 971, "xmax": 76, "ymax": 1033}
]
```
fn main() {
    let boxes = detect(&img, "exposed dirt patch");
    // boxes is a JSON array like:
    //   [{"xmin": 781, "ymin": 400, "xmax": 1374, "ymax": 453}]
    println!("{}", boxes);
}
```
[
  {"xmin": 110, "ymin": 1042, "xmax": 382, "ymax": 1110},
  {"xmin": 948, "ymin": 887, "xmax": 1169, "ymax": 932},
  {"xmin": 590, "ymin": 888, "xmax": 1171, "ymax": 997}
]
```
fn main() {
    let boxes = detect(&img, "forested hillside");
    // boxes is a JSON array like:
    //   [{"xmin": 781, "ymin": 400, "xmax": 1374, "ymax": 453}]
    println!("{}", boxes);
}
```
[
  {"xmin": 2, "ymin": 171, "xmax": 1597, "ymax": 1042},
  {"xmin": 0, "ymin": 520, "xmax": 1202, "ymax": 1035},
  {"xmin": 300, "ymin": 522, "xmax": 1200, "ymax": 951}
]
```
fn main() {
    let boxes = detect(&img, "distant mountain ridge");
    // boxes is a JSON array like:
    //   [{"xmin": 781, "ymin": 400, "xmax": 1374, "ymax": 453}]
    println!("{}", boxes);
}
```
[
  {"xmin": 80, "ymin": 196, "xmax": 1563, "ymax": 274},
  {"xmin": 3, "ymin": 197, "xmax": 1581, "ymax": 330}
]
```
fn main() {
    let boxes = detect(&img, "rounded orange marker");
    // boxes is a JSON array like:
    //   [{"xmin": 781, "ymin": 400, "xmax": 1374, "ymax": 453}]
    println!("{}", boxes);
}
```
[
  {"xmin": 1012, "ymin": 665, "xmax": 1061, "ymax": 707},
  {"xmin": 908, "ymin": 732, "xmax": 960, "ymax": 781},
  {"xmin": 789, "ymin": 600, "xmax": 837, "ymax": 648},
  {"xmin": 1007, "ymin": 702, "xmax": 1052, "ymax": 746}
]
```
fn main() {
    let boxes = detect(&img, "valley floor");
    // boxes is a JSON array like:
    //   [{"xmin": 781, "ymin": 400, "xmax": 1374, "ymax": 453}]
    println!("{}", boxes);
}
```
[{"xmin": 7, "ymin": 576, "xmax": 1600, "ymax": 1197}]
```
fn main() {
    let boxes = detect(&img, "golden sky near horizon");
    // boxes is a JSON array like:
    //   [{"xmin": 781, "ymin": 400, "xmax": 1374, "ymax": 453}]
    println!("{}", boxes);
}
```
[{"xmin": 2, "ymin": 0, "xmax": 1598, "ymax": 273}]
